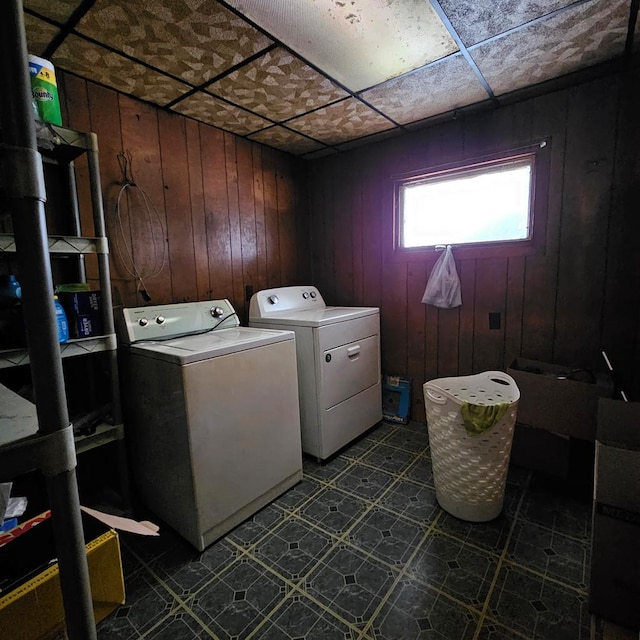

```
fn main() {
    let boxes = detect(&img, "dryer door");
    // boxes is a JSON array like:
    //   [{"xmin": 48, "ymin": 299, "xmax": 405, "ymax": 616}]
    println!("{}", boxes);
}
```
[{"xmin": 321, "ymin": 334, "xmax": 379, "ymax": 409}]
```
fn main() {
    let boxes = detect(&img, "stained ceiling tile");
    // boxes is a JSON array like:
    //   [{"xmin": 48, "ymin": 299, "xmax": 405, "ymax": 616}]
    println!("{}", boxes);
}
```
[
  {"xmin": 23, "ymin": 0, "xmax": 84, "ymax": 23},
  {"xmin": 75, "ymin": 0, "xmax": 273, "ymax": 86},
  {"xmin": 171, "ymin": 92, "xmax": 271, "ymax": 136},
  {"xmin": 24, "ymin": 14, "xmax": 60, "ymax": 58},
  {"xmin": 286, "ymin": 98, "xmax": 394, "ymax": 146},
  {"xmin": 207, "ymin": 47, "xmax": 349, "ymax": 122},
  {"xmin": 224, "ymin": 0, "xmax": 458, "ymax": 92},
  {"xmin": 52, "ymin": 35, "xmax": 191, "ymax": 105},
  {"xmin": 472, "ymin": 0, "xmax": 630, "ymax": 96},
  {"xmin": 360, "ymin": 54, "xmax": 489, "ymax": 125},
  {"xmin": 437, "ymin": 0, "xmax": 576, "ymax": 46},
  {"xmin": 248, "ymin": 126, "xmax": 326, "ymax": 155}
]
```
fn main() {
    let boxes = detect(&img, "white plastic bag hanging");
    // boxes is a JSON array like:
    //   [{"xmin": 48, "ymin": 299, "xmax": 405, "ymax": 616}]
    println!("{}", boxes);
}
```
[{"xmin": 421, "ymin": 245, "xmax": 462, "ymax": 308}]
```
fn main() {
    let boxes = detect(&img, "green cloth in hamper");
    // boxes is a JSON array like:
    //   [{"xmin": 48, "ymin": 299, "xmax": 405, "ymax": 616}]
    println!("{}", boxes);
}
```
[{"xmin": 460, "ymin": 402, "xmax": 509, "ymax": 436}]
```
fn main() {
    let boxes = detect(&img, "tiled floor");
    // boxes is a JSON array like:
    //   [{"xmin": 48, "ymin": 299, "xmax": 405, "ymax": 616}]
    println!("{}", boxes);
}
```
[{"xmin": 97, "ymin": 420, "xmax": 608, "ymax": 639}]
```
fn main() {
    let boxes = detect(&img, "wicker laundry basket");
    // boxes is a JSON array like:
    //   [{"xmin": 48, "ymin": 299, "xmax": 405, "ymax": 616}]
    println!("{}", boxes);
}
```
[{"xmin": 423, "ymin": 371, "xmax": 520, "ymax": 522}]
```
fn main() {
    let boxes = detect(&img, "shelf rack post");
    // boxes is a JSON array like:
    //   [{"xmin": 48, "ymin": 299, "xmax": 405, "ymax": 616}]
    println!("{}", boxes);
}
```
[{"xmin": 0, "ymin": 1, "xmax": 97, "ymax": 638}]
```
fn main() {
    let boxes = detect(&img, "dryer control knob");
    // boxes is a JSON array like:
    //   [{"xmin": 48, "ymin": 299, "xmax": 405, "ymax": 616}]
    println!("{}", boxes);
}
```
[
  {"xmin": 210, "ymin": 306, "xmax": 225, "ymax": 318},
  {"xmin": 156, "ymin": 315, "xmax": 165, "ymax": 324},
  {"xmin": 310, "ymin": 291, "xmax": 316, "ymax": 298},
  {"xmin": 138, "ymin": 317, "xmax": 148, "ymax": 327},
  {"xmin": 302, "ymin": 292, "xmax": 309, "ymax": 299},
  {"xmin": 268, "ymin": 295, "xmax": 279, "ymax": 305}
]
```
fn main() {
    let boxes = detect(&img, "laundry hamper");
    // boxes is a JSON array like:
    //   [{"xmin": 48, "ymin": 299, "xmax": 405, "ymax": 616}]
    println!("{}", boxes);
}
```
[{"xmin": 423, "ymin": 371, "xmax": 520, "ymax": 522}]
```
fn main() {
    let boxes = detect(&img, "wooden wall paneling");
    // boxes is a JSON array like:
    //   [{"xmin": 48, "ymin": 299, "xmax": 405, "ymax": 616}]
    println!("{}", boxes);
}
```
[
  {"xmin": 222, "ymin": 131, "xmax": 245, "ymax": 315},
  {"xmin": 200, "ymin": 126, "xmax": 233, "ymax": 302},
  {"xmin": 360, "ymin": 156, "xmax": 383, "ymax": 309},
  {"xmin": 521, "ymin": 89, "xmax": 568, "ymax": 362},
  {"xmin": 117, "ymin": 96, "xmax": 170, "ymax": 305},
  {"xmin": 406, "ymin": 261, "xmax": 428, "ymax": 418},
  {"xmin": 462, "ymin": 103, "xmax": 515, "ymax": 159},
  {"xmin": 601, "ymin": 68, "xmax": 640, "ymax": 397},
  {"xmin": 85, "ymin": 82, "xmax": 138, "ymax": 309},
  {"xmin": 351, "ymin": 161, "xmax": 365, "ymax": 306},
  {"xmin": 235, "ymin": 137, "xmax": 258, "ymax": 318},
  {"xmin": 293, "ymin": 159, "xmax": 311, "ymax": 285},
  {"xmin": 184, "ymin": 120, "xmax": 210, "ymax": 300},
  {"xmin": 158, "ymin": 111, "xmax": 197, "ymax": 303},
  {"xmin": 275, "ymin": 153, "xmax": 297, "ymax": 286},
  {"xmin": 250, "ymin": 144, "xmax": 267, "ymax": 294},
  {"xmin": 261, "ymin": 147, "xmax": 281, "ymax": 289},
  {"xmin": 504, "ymin": 256, "xmax": 525, "ymax": 369},
  {"xmin": 457, "ymin": 258, "xmax": 476, "ymax": 376},
  {"xmin": 437, "ymin": 306, "xmax": 460, "ymax": 379},
  {"xmin": 472, "ymin": 258, "xmax": 508, "ymax": 372},
  {"xmin": 306, "ymin": 159, "xmax": 328, "ymax": 294},
  {"xmin": 317, "ymin": 157, "xmax": 337, "ymax": 300},
  {"xmin": 380, "ymin": 261, "xmax": 408, "ymax": 376},
  {"xmin": 332, "ymin": 154, "xmax": 355, "ymax": 305},
  {"xmin": 553, "ymin": 77, "xmax": 618, "ymax": 369}
]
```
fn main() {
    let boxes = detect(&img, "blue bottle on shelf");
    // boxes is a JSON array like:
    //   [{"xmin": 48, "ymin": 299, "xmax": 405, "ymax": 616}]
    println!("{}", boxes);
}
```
[
  {"xmin": 54, "ymin": 296, "xmax": 69, "ymax": 343},
  {"xmin": 0, "ymin": 274, "xmax": 22, "ymax": 307}
]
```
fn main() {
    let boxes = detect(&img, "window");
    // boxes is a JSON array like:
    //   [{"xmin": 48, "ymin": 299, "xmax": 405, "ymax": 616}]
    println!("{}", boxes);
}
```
[{"xmin": 393, "ymin": 146, "xmax": 545, "ymax": 255}]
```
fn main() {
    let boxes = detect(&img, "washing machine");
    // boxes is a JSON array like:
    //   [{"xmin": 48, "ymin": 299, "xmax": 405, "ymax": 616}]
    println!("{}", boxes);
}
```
[
  {"xmin": 119, "ymin": 299, "xmax": 302, "ymax": 551},
  {"xmin": 249, "ymin": 286, "xmax": 381, "ymax": 460}
]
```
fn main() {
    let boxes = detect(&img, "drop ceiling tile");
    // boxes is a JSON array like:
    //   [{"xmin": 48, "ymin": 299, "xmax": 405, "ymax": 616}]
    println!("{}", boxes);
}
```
[
  {"xmin": 24, "ymin": 13, "xmax": 60, "ymax": 58},
  {"xmin": 248, "ymin": 126, "xmax": 326, "ymax": 155},
  {"xmin": 171, "ymin": 92, "xmax": 271, "ymax": 136},
  {"xmin": 52, "ymin": 34, "xmax": 190, "ymax": 105},
  {"xmin": 23, "ymin": 0, "xmax": 84, "ymax": 23},
  {"xmin": 472, "ymin": 0, "xmax": 630, "ymax": 96},
  {"xmin": 225, "ymin": 0, "xmax": 458, "ymax": 92},
  {"xmin": 75, "ymin": 0, "xmax": 273, "ymax": 86},
  {"xmin": 360, "ymin": 54, "xmax": 489, "ymax": 126},
  {"xmin": 438, "ymin": 0, "xmax": 576, "ymax": 46},
  {"xmin": 285, "ymin": 98, "xmax": 395, "ymax": 146},
  {"xmin": 207, "ymin": 47, "xmax": 349, "ymax": 122}
]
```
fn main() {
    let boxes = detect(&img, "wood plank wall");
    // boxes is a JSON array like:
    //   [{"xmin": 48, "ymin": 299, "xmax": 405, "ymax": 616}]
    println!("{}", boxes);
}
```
[
  {"xmin": 305, "ymin": 69, "xmax": 640, "ymax": 419},
  {"xmin": 57, "ymin": 72, "xmax": 309, "ymax": 323}
]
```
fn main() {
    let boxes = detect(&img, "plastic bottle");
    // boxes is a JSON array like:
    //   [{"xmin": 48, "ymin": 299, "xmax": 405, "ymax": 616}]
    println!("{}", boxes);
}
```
[
  {"xmin": 54, "ymin": 296, "xmax": 69, "ymax": 343},
  {"xmin": 0, "ymin": 274, "xmax": 22, "ymax": 307}
]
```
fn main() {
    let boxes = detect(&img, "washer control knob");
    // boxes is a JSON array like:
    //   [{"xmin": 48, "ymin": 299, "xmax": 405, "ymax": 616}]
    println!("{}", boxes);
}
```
[
  {"xmin": 210, "ymin": 306, "xmax": 225, "ymax": 318},
  {"xmin": 268, "ymin": 295, "xmax": 279, "ymax": 305},
  {"xmin": 302, "ymin": 291, "xmax": 309, "ymax": 299},
  {"xmin": 138, "ymin": 317, "xmax": 148, "ymax": 327},
  {"xmin": 156, "ymin": 315, "xmax": 165, "ymax": 324},
  {"xmin": 310, "ymin": 291, "xmax": 317, "ymax": 299}
]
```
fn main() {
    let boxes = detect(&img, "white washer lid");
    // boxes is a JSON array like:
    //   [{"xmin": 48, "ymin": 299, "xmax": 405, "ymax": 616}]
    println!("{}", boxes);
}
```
[
  {"xmin": 253, "ymin": 306, "xmax": 378, "ymax": 327},
  {"xmin": 127, "ymin": 326, "xmax": 295, "ymax": 364}
]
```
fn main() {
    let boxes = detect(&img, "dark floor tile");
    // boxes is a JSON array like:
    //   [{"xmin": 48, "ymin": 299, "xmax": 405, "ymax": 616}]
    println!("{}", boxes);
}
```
[
  {"xmin": 225, "ymin": 503, "xmax": 289, "ymax": 549},
  {"xmin": 364, "ymin": 421, "xmax": 397, "ymax": 443},
  {"xmin": 340, "ymin": 432, "xmax": 380, "ymax": 460},
  {"xmin": 150, "ymin": 538, "xmax": 241, "ymax": 598},
  {"xmin": 305, "ymin": 544, "xmax": 396, "ymax": 627},
  {"xmin": 382, "ymin": 423, "xmax": 429, "ymax": 455},
  {"xmin": 402, "ymin": 454, "xmax": 434, "ymax": 487},
  {"xmin": 377, "ymin": 479, "xmax": 439, "ymax": 527},
  {"xmin": 506, "ymin": 464, "xmax": 532, "ymax": 488},
  {"xmin": 304, "ymin": 455, "xmax": 352, "ymax": 482},
  {"xmin": 359, "ymin": 443, "xmax": 419, "ymax": 475},
  {"xmin": 272, "ymin": 475, "xmax": 324, "ymax": 511},
  {"xmin": 299, "ymin": 487, "xmax": 370, "ymax": 535},
  {"xmin": 475, "ymin": 620, "xmax": 530, "ymax": 639},
  {"xmin": 190, "ymin": 556, "xmax": 288, "ymax": 640},
  {"xmin": 507, "ymin": 521, "xmax": 590, "ymax": 589},
  {"xmin": 119, "ymin": 521, "xmax": 183, "ymax": 564},
  {"xmin": 348, "ymin": 506, "xmax": 424, "ymax": 568},
  {"xmin": 97, "ymin": 561, "xmax": 191, "ymax": 638},
  {"xmin": 251, "ymin": 592, "xmax": 359, "ymax": 639},
  {"xmin": 518, "ymin": 480, "xmax": 592, "ymax": 541},
  {"xmin": 252, "ymin": 514, "xmax": 337, "ymax": 581},
  {"xmin": 143, "ymin": 607, "xmax": 210, "ymax": 639},
  {"xmin": 487, "ymin": 563, "xmax": 591, "ymax": 639},
  {"xmin": 406, "ymin": 532, "xmax": 499, "ymax": 608},
  {"xmin": 368, "ymin": 576, "xmax": 479, "ymax": 640},
  {"xmin": 332, "ymin": 462, "xmax": 396, "ymax": 501}
]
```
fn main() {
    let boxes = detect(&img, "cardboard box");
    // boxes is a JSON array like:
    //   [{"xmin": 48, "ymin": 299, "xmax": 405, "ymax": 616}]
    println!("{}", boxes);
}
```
[
  {"xmin": 507, "ymin": 358, "xmax": 612, "ymax": 441},
  {"xmin": 509, "ymin": 423, "xmax": 570, "ymax": 477},
  {"xmin": 382, "ymin": 375, "xmax": 411, "ymax": 424},
  {"xmin": 58, "ymin": 291, "xmax": 104, "ymax": 338},
  {"xmin": 589, "ymin": 399, "xmax": 640, "ymax": 630},
  {"xmin": 0, "ymin": 510, "xmax": 125, "ymax": 640}
]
